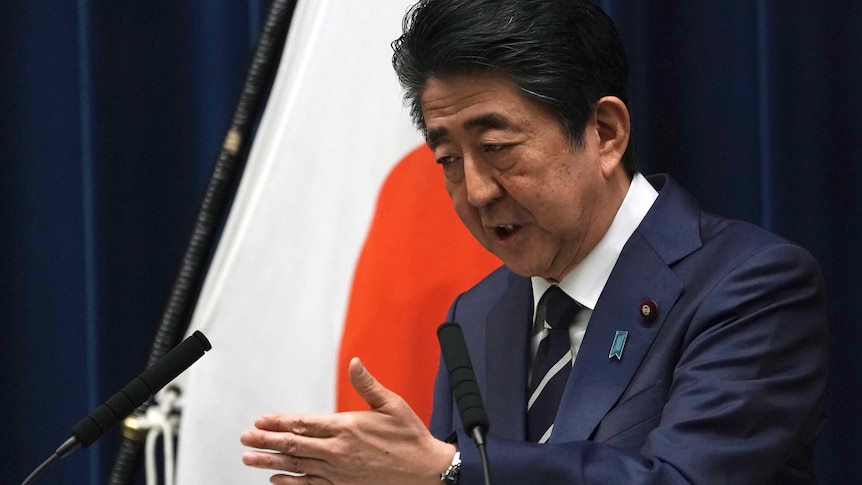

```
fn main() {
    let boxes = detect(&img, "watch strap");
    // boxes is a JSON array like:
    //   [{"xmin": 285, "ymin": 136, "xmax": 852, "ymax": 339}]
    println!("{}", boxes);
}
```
[{"xmin": 440, "ymin": 450, "xmax": 461, "ymax": 484}]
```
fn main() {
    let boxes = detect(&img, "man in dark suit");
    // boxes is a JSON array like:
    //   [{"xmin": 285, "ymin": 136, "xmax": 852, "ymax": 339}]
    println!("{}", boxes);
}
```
[{"xmin": 240, "ymin": 1, "xmax": 828, "ymax": 483}]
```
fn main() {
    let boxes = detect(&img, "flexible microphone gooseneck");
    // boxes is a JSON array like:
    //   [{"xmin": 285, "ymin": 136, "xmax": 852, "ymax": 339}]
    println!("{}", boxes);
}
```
[
  {"xmin": 437, "ymin": 322, "xmax": 491, "ymax": 485},
  {"xmin": 21, "ymin": 330, "xmax": 212, "ymax": 485}
]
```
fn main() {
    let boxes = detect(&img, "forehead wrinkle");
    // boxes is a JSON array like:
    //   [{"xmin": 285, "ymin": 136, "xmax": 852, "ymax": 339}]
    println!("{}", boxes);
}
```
[{"xmin": 421, "ymin": 76, "xmax": 519, "ymax": 149}]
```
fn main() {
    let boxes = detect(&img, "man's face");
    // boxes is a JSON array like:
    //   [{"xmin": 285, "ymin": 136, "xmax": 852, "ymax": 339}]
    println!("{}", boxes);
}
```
[{"xmin": 420, "ymin": 73, "xmax": 620, "ymax": 282}]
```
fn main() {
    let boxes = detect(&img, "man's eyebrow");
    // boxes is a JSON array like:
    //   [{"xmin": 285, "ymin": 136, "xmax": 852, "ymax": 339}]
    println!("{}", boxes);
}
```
[
  {"xmin": 426, "ymin": 113, "xmax": 511, "ymax": 149},
  {"xmin": 464, "ymin": 113, "xmax": 509, "ymax": 132},
  {"xmin": 426, "ymin": 127, "xmax": 447, "ymax": 150}
]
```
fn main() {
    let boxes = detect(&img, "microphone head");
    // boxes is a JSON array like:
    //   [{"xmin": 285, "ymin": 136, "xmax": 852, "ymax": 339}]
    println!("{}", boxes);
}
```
[
  {"xmin": 437, "ymin": 322, "xmax": 489, "ymax": 435},
  {"xmin": 191, "ymin": 330, "xmax": 212, "ymax": 351}
]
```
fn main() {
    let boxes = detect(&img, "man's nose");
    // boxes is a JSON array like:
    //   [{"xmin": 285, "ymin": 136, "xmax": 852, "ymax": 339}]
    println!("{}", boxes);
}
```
[{"xmin": 464, "ymin": 154, "xmax": 503, "ymax": 207}]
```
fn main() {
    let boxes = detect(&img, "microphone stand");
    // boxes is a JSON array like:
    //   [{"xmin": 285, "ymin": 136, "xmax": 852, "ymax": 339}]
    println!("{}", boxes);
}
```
[
  {"xmin": 471, "ymin": 427, "xmax": 492, "ymax": 485},
  {"xmin": 107, "ymin": 1, "xmax": 298, "ymax": 483}
]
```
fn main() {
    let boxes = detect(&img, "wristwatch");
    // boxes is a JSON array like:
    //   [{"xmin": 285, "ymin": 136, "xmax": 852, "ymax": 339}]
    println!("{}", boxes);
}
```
[{"xmin": 440, "ymin": 450, "xmax": 461, "ymax": 484}]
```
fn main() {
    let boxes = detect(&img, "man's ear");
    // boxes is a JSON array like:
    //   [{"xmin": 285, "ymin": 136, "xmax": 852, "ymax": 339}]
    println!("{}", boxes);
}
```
[{"xmin": 594, "ymin": 96, "xmax": 630, "ymax": 178}]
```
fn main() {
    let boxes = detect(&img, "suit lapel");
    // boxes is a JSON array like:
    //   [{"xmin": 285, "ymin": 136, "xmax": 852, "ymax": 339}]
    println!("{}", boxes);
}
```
[
  {"xmin": 550, "ymin": 174, "xmax": 701, "ymax": 442},
  {"xmin": 484, "ymin": 273, "xmax": 532, "ymax": 440},
  {"xmin": 550, "ymin": 234, "xmax": 682, "ymax": 441}
]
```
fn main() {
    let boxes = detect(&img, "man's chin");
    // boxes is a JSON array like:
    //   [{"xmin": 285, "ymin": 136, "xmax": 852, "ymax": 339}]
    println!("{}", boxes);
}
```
[
  {"xmin": 500, "ymin": 259, "xmax": 545, "ymax": 279},
  {"xmin": 500, "ymin": 258, "xmax": 568, "ymax": 282}
]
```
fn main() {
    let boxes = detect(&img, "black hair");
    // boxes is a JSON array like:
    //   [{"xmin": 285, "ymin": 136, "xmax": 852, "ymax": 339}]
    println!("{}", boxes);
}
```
[{"xmin": 392, "ymin": 0, "xmax": 638, "ymax": 176}]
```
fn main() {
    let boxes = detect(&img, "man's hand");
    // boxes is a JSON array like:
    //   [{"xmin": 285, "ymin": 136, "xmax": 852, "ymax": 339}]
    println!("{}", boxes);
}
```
[{"xmin": 241, "ymin": 357, "xmax": 456, "ymax": 484}]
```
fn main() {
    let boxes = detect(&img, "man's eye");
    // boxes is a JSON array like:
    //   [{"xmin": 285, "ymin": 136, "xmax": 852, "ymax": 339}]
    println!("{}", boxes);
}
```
[
  {"xmin": 436, "ymin": 155, "xmax": 456, "ymax": 165},
  {"xmin": 483, "ymin": 144, "xmax": 505, "ymax": 153}
]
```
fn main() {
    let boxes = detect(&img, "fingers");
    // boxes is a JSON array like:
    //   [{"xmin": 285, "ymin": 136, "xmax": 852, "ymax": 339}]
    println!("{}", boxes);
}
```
[
  {"xmin": 270, "ymin": 474, "xmax": 333, "ymax": 485},
  {"xmin": 254, "ymin": 414, "xmax": 335, "ymax": 437},
  {"xmin": 241, "ymin": 430, "xmax": 336, "ymax": 480},
  {"xmin": 241, "ymin": 428, "xmax": 319, "ymax": 458},
  {"xmin": 241, "ymin": 359, "xmax": 421, "ymax": 484},
  {"xmin": 348, "ymin": 357, "xmax": 393, "ymax": 411},
  {"xmin": 241, "ymin": 449, "xmax": 316, "ymax": 473},
  {"xmin": 241, "ymin": 448, "xmax": 328, "ymax": 476}
]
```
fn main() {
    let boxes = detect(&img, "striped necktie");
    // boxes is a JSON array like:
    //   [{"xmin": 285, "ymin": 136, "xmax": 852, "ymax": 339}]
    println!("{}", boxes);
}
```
[{"xmin": 526, "ymin": 285, "xmax": 583, "ymax": 443}]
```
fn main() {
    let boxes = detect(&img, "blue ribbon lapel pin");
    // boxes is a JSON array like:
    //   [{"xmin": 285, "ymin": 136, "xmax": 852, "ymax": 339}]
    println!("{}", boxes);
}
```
[{"xmin": 609, "ymin": 330, "xmax": 628, "ymax": 360}]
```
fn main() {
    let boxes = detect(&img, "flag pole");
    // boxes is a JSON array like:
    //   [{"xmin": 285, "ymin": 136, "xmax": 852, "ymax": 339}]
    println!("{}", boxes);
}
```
[{"xmin": 107, "ymin": 0, "xmax": 298, "ymax": 483}]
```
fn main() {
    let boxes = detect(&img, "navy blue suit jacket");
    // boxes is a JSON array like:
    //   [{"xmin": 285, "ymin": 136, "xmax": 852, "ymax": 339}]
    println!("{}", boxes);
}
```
[{"xmin": 430, "ymin": 175, "xmax": 828, "ymax": 484}]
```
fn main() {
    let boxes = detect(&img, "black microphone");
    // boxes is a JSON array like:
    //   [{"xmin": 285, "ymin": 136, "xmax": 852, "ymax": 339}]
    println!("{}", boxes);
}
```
[
  {"xmin": 437, "ymin": 322, "xmax": 491, "ymax": 485},
  {"xmin": 437, "ymin": 322, "xmax": 489, "ymax": 442},
  {"xmin": 21, "ymin": 330, "xmax": 212, "ymax": 485}
]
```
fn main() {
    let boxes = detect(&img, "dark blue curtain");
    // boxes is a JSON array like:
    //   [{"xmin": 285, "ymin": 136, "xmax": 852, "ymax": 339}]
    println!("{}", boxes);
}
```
[
  {"xmin": 1, "ymin": 1, "xmax": 859, "ymax": 484},
  {"xmin": 0, "ymin": 1, "xmax": 268, "ymax": 483}
]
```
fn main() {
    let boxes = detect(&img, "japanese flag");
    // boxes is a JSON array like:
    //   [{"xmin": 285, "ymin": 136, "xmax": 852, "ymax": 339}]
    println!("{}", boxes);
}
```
[{"xmin": 174, "ymin": 1, "xmax": 499, "ymax": 483}]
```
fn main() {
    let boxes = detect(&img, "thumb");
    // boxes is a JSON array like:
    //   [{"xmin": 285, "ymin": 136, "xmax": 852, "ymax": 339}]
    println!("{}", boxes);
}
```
[{"xmin": 348, "ymin": 357, "xmax": 395, "ymax": 411}]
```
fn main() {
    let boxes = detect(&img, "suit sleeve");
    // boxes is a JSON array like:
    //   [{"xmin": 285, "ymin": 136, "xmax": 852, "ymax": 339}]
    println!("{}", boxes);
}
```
[{"xmin": 441, "ymin": 243, "xmax": 828, "ymax": 485}]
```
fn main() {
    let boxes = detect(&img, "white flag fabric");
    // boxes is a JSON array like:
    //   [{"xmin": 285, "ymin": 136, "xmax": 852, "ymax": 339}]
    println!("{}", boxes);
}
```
[
  {"xmin": 175, "ymin": 1, "xmax": 419, "ymax": 482},
  {"xmin": 174, "ymin": 0, "xmax": 499, "ymax": 483}
]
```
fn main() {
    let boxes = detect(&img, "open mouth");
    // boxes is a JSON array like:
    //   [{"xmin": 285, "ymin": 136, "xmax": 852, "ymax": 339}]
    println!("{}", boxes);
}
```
[{"xmin": 493, "ymin": 224, "xmax": 521, "ymax": 240}]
